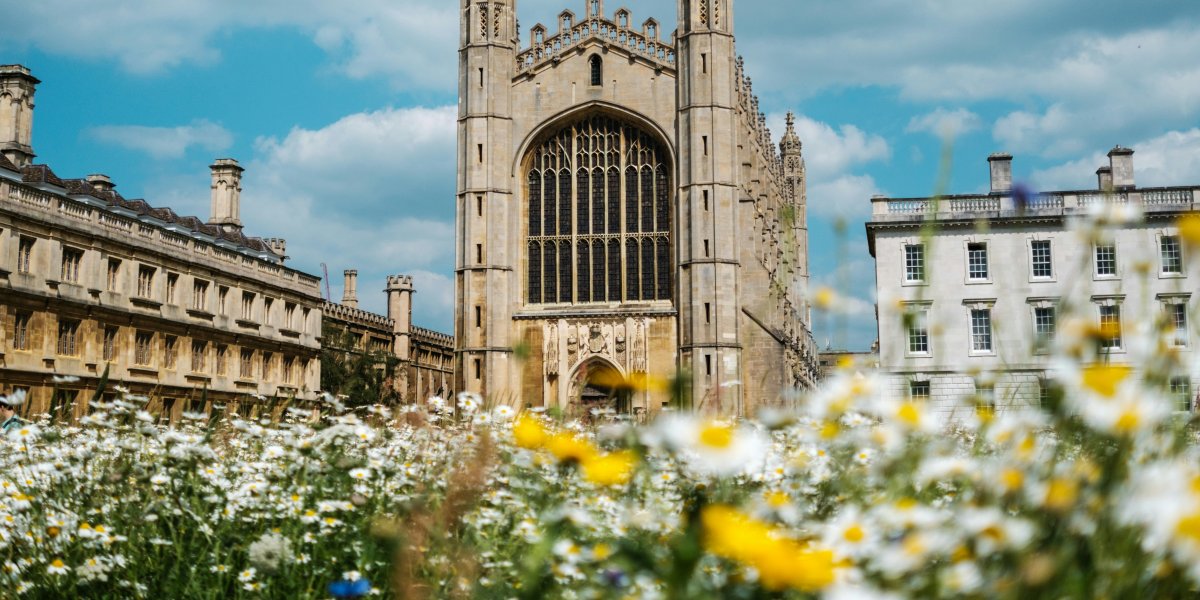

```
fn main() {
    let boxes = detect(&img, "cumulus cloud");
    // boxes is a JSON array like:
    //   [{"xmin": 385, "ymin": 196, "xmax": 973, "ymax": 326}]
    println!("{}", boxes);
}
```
[
  {"xmin": 85, "ymin": 120, "xmax": 233, "ymax": 160},
  {"xmin": 906, "ymin": 108, "xmax": 982, "ymax": 139},
  {"xmin": 1030, "ymin": 128, "xmax": 1200, "ymax": 192}
]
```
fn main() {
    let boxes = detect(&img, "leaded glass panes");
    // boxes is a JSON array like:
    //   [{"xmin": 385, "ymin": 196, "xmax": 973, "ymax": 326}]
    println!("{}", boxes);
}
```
[{"xmin": 526, "ymin": 114, "xmax": 672, "ymax": 304}]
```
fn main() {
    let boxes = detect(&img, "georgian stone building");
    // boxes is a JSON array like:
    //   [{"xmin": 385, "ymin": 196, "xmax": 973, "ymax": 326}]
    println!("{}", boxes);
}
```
[
  {"xmin": 322, "ymin": 270, "xmax": 454, "ymax": 403},
  {"xmin": 0, "ymin": 65, "xmax": 323, "ymax": 421},
  {"xmin": 867, "ymin": 148, "xmax": 1199, "ymax": 415},
  {"xmin": 454, "ymin": 0, "xmax": 818, "ymax": 416}
]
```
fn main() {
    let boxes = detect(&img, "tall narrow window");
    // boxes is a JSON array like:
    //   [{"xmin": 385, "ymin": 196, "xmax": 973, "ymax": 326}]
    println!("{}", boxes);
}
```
[
  {"xmin": 106, "ymin": 259, "xmax": 120, "ymax": 291},
  {"xmin": 134, "ymin": 331, "xmax": 153, "ymax": 365},
  {"xmin": 17, "ymin": 236, "xmax": 34, "ymax": 273},
  {"xmin": 1171, "ymin": 377, "xmax": 1193, "ymax": 412},
  {"xmin": 1095, "ymin": 244, "xmax": 1117, "ymax": 276},
  {"xmin": 1031, "ymin": 240, "xmax": 1052, "ymax": 278},
  {"xmin": 283, "ymin": 357, "xmax": 295, "ymax": 385},
  {"xmin": 1168, "ymin": 303, "xmax": 1188, "ymax": 347},
  {"xmin": 137, "ymin": 266, "xmax": 155, "ymax": 298},
  {"xmin": 61, "ymin": 248, "xmax": 83, "ymax": 283},
  {"xmin": 13, "ymin": 312, "xmax": 31, "ymax": 351},
  {"xmin": 102, "ymin": 326, "xmax": 117, "ymax": 361},
  {"xmin": 165, "ymin": 336, "xmax": 178, "ymax": 369},
  {"xmin": 285, "ymin": 303, "xmax": 296, "ymax": 329},
  {"xmin": 967, "ymin": 242, "xmax": 989, "ymax": 280},
  {"xmin": 904, "ymin": 244, "xmax": 925, "ymax": 283},
  {"xmin": 240, "ymin": 349, "xmax": 254, "ymax": 378},
  {"xmin": 262, "ymin": 352, "xmax": 273, "ymax": 379},
  {"xmin": 970, "ymin": 308, "xmax": 993, "ymax": 352},
  {"xmin": 1099, "ymin": 304, "xmax": 1122, "ymax": 349},
  {"xmin": 906, "ymin": 307, "xmax": 930, "ymax": 354},
  {"xmin": 57, "ymin": 320, "xmax": 80, "ymax": 356},
  {"xmin": 241, "ymin": 292, "xmax": 255, "ymax": 320},
  {"xmin": 1161, "ymin": 235, "xmax": 1183, "ymax": 274},
  {"xmin": 166, "ymin": 273, "xmax": 179, "ymax": 303},
  {"xmin": 1034, "ymin": 306, "xmax": 1056, "ymax": 350},
  {"xmin": 191, "ymin": 341, "xmax": 207, "ymax": 373},
  {"xmin": 219, "ymin": 286, "xmax": 230, "ymax": 314},
  {"xmin": 217, "ymin": 345, "xmax": 228, "ymax": 376},
  {"xmin": 192, "ymin": 279, "xmax": 209, "ymax": 311},
  {"xmin": 589, "ymin": 55, "xmax": 602, "ymax": 86},
  {"xmin": 263, "ymin": 298, "xmax": 274, "ymax": 325}
]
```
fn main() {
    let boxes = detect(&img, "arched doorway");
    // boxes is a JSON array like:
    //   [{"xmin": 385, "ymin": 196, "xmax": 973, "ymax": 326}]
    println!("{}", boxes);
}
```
[{"xmin": 571, "ymin": 359, "xmax": 631, "ymax": 416}]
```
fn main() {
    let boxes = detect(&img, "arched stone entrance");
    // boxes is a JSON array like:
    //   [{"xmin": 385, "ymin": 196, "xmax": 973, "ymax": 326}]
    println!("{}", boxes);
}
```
[{"xmin": 569, "ymin": 358, "xmax": 630, "ymax": 416}]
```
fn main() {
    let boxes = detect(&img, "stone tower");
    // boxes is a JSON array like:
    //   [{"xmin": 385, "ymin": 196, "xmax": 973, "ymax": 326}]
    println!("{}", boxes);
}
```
[
  {"xmin": 387, "ymin": 275, "xmax": 415, "ymax": 361},
  {"xmin": 453, "ymin": 0, "xmax": 818, "ymax": 414},
  {"xmin": 676, "ymin": 0, "xmax": 743, "ymax": 412},
  {"xmin": 456, "ymin": 0, "xmax": 518, "ymax": 395},
  {"xmin": 0, "ymin": 65, "xmax": 39, "ymax": 168}
]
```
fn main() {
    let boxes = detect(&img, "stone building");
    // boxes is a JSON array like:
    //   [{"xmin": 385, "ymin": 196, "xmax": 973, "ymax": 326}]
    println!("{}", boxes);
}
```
[
  {"xmin": 0, "ymin": 64, "xmax": 323, "ymax": 421},
  {"xmin": 322, "ymin": 270, "xmax": 454, "ymax": 403},
  {"xmin": 867, "ymin": 148, "xmax": 1199, "ymax": 415},
  {"xmin": 454, "ymin": 0, "xmax": 818, "ymax": 416}
]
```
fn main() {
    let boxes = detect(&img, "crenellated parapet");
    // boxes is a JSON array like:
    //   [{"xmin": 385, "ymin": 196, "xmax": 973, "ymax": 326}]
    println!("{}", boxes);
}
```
[
  {"xmin": 321, "ymin": 301, "xmax": 394, "ymax": 331},
  {"xmin": 516, "ymin": 3, "xmax": 676, "ymax": 75}
]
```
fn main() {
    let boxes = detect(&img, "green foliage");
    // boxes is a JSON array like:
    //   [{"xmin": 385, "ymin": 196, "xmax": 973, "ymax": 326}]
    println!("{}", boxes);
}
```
[{"xmin": 320, "ymin": 325, "xmax": 400, "ymax": 408}]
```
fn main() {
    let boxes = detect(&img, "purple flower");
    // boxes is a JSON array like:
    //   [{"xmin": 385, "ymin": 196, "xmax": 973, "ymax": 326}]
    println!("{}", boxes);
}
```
[{"xmin": 1013, "ymin": 182, "xmax": 1034, "ymax": 212}]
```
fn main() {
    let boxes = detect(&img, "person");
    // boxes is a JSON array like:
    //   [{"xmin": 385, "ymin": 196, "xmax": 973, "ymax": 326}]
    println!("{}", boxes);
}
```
[{"xmin": 0, "ymin": 390, "xmax": 26, "ymax": 432}]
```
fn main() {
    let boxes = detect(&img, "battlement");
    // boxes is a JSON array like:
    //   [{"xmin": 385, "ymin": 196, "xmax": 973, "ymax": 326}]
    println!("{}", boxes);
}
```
[
  {"xmin": 386, "ymin": 274, "xmax": 415, "ymax": 291},
  {"xmin": 517, "ymin": 1, "xmax": 675, "ymax": 74}
]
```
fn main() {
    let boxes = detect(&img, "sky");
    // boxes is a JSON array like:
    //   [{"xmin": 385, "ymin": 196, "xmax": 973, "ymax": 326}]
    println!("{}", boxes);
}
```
[{"xmin": 4, "ymin": 0, "xmax": 1199, "ymax": 351}]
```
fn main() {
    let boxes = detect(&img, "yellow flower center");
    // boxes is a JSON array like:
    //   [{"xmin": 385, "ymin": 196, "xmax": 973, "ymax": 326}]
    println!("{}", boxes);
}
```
[
  {"xmin": 1178, "ymin": 213, "xmax": 1200, "ymax": 247},
  {"xmin": 1001, "ymin": 468, "xmax": 1024, "ymax": 492},
  {"xmin": 1044, "ymin": 478, "xmax": 1078, "ymax": 511},
  {"xmin": 843, "ymin": 524, "xmax": 865, "ymax": 543},
  {"xmin": 698, "ymin": 424, "xmax": 734, "ymax": 449},
  {"xmin": 896, "ymin": 402, "xmax": 922, "ymax": 427},
  {"xmin": 1176, "ymin": 512, "xmax": 1200, "ymax": 542}
]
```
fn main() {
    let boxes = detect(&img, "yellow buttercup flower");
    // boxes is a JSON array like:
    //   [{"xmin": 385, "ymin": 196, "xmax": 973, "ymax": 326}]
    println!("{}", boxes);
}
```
[
  {"xmin": 701, "ymin": 505, "xmax": 837, "ymax": 592},
  {"xmin": 512, "ymin": 415, "xmax": 549, "ymax": 449},
  {"xmin": 546, "ymin": 432, "xmax": 598, "ymax": 464},
  {"xmin": 1178, "ymin": 213, "xmax": 1200, "ymax": 247},
  {"xmin": 580, "ymin": 451, "xmax": 636, "ymax": 487}
]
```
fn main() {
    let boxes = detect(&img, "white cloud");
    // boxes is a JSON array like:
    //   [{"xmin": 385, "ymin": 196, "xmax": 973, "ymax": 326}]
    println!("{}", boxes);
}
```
[
  {"xmin": 1030, "ymin": 128, "xmax": 1200, "ymax": 192},
  {"xmin": 906, "ymin": 108, "xmax": 982, "ymax": 139},
  {"xmin": 85, "ymin": 120, "xmax": 232, "ymax": 159}
]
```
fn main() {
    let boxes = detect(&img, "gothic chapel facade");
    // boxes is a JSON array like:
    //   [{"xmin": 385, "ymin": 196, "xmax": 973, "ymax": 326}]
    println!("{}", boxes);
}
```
[{"xmin": 455, "ymin": 0, "xmax": 819, "ymax": 415}]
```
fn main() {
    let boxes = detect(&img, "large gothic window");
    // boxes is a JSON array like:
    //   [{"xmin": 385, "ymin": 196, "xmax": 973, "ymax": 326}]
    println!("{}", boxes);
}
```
[{"xmin": 526, "ymin": 114, "xmax": 672, "ymax": 305}]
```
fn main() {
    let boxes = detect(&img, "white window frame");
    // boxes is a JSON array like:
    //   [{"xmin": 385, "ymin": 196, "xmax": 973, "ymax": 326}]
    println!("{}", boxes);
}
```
[
  {"xmin": 1027, "ymin": 297, "xmax": 1058, "ymax": 354},
  {"xmin": 903, "ymin": 302, "xmax": 932, "ymax": 357},
  {"xmin": 1094, "ymin": 296, "xmax": 1125, "ymax": 352},
  {"xmin": 1093, "ymin": 242, "xmax": 1118, "ymax": 279},
  {"xmin": 965, "ymin": 300, "xmax": 996, "ymax": 355},
  {"xmin": 1158, "ymin": 294, "xmax": 1191, "ymax": 348},
  {"xmin": 1158, "ymin": 232, "xmax": 1184, "ymax": 278},
  {"xmin": 902, "ymin": 242, "xmax": 926, "ymax": 286},
  {"xmin": 964, "ymin": 240, "xmax": 991, "ymax": 283},
  {"xmin": 1169, "ymin": 376, "xmax": 1193, "ymax": 412},
  {"xmin": 1028, "ymin": 238, "xmax": 1054, "ymax": 281}
]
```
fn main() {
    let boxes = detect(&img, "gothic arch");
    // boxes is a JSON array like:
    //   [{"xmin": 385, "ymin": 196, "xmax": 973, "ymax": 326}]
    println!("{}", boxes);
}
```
[
  {"xmin": 511, "ymin": 101, "xmax": 675, "ymax": 179},
  {"xmin": 520, "ymin": 108, "xmax": 674, "ymax": 305},
  {"xmin": 568, "ymin": 356, "xmax": 630, "ymax": 412}
]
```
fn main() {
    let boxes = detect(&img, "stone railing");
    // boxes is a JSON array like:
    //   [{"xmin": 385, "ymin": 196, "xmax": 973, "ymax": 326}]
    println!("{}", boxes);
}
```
[
  {"xmin": 2, "ymin": 180, "xmax": 320, "ymax": 294},
  {"xmin": 322, "ymin": 301, "xmax": 394, "ymax": 331},
  {"xmin": 871, "ymin": 187, "xmax": 1199, "ymax": 218},
  {"xmin": 517, "ymin": 17, "xmax": 674, "ymax": 74}
]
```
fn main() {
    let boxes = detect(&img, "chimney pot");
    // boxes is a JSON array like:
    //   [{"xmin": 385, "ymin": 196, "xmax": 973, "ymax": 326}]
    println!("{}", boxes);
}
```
[
  {"xmin": 342, "ymin": 270, "xmax": 359, "ymax": 309},
  {"xmin": 1107, "ymin": 145, "xmax": 1135, "ymax": 189},
  {"xmin": 85, "ymin": 173, "xmax": 115, "ymax": 192},
  {"xmin": 987, "ymin": 153, "xmax": 1013, "ymax": 194},
  {"xmin": 1096, "ymin": 166, "xmax": 1113, "ymax": 191}
]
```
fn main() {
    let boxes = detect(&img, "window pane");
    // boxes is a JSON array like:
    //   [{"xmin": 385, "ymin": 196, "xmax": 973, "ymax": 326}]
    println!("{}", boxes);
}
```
[
  {"xmin": 1031, "ymin": 240, "xmax": 1052, "ymax": 278},
  {"xmin": 968, "ymin": 243, "xmax": 988, "ymax": 280}
]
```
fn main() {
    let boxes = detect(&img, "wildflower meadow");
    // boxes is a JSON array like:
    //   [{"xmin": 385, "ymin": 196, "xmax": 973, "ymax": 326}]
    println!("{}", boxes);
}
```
[{"xmin": 2, "ymin": 214, "xmax": 1200, "ymax": 599}]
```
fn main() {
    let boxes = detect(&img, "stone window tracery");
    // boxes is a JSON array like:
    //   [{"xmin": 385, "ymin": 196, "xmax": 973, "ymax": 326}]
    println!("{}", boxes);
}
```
[{"xmin": 526, "ymin": 115, "xmax": 672, "ymax": 305}]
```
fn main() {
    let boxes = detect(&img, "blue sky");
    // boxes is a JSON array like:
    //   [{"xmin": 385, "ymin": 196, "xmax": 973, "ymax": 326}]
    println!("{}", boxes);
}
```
[{"xmin": 5, "ymin": 0, "xmax": 1199, "ymax": 350}]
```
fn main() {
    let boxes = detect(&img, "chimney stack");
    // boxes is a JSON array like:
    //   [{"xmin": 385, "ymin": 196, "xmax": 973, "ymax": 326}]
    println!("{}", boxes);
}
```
[
  {"xmin": 265, "ymin": 238, "xmax": 287, "ymax": 263},
  {"xmin": 1108, "ymin": 146, "xmax": 1134, "ymax": 189},
  {"xmin": 987, "ymin": 153, "xmax": 1012, "ymax": 194},
  {"xmin": 1096, "ymin": 166, "xmax": 1113, "ymax": 191},
  {"xmin": 386, "ymin": 275, "xmax": 415, "ymax": 361},
  {"xmin": 342, "ymin": 270, "xmax": 359, "ymax": 308},
  {"xmin": 86, "ymin": 174, "xmax": 115, "ymax": 193},
  {"xmin": 0, "ymin": 65, "xmax": 40, "ymax": 168},
  {"xmin": 209, "ymin": 158, "xmax": 244, "ymax": 232}
]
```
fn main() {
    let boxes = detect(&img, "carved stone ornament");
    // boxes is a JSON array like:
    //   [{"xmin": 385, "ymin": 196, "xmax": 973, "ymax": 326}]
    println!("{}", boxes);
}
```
[
  {"xmin": 545, "ymin": 323, "xmax": 559, "ymax": 376},
  {"xmin": 589, "ymin": 327, "xmax": 605, "ymax": 354}
]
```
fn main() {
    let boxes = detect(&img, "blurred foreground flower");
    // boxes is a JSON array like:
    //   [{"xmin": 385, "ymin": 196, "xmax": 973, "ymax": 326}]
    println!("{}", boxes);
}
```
[{"xmin": 702, "ymin": 504, "xmax": 838, "ymax": 591}]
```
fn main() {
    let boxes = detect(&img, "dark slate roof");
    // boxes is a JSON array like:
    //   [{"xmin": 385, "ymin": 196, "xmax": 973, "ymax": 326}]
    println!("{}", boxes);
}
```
[{"xmin": 0, "ymin": 155, "xmax": 18, "ymax": 173}]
